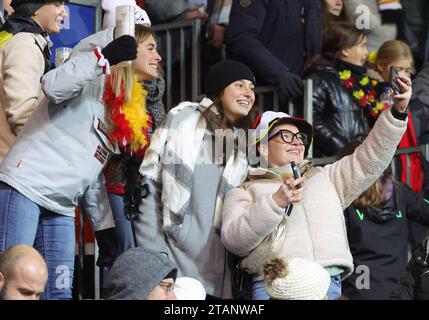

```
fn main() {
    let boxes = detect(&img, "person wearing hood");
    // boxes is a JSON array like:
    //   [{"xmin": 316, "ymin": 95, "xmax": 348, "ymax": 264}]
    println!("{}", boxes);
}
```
[
  {"xmin": 105, "ymin": 247, "xmax": 178, "ymax": 300},
  {"xmin": 0, "ymin": 0, "xmax": 68, "ymax": 164},
  {"xmin": 221, "ymin": 72, "xmax": 412, "ymax": 299},
  {"xmin": 106, "ymin": 247, "xmax": 208, "ymax": 300}
]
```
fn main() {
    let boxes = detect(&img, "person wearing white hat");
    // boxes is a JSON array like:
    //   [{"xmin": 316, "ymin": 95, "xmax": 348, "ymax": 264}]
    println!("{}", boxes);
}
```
[
  {"xmin": 221, "ymin": 73, "xmax": 412, "ymax": 300},
  {"xmin": 264, "ymin": 257, "xmax": 330, "ymax": 300}
]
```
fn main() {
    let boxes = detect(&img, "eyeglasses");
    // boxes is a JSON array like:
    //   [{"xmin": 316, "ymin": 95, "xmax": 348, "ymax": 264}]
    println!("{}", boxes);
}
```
[
  {"xmin": 269, "ymin": 129, "xmax": 308, "ymax": 145},
  {"xmin": 159, "ymin": 281, "xmax": 175, "ymax": 294}
]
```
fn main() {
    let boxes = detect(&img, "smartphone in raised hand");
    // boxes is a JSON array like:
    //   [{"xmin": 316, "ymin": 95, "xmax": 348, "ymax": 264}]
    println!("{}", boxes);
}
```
[
  {"xmin": 290, "ymin": 161, "xmax": 302, "ymax": 189},
  {"xmin": 390, "ymin": 66, "xmax": 402, "ymax": 94}
]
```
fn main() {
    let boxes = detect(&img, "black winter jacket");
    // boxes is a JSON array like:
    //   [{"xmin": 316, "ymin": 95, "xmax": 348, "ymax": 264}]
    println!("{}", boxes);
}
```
[
  {"xmin": 391, "ymin": 237, "xmax": 429, "ymax": 300},
  {"xmin": 303, "ymin": 58, "xmax": 371, "ymax": 157},
  {"xmin": 342, "ymin": 182, "xmax": 429, "ymax": 300}
]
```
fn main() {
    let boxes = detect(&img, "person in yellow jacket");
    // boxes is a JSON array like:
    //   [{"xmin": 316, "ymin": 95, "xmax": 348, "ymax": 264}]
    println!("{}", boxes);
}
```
[{"xmin": 0, "ymin": 0, "xmax": 68, "ymax": 164}]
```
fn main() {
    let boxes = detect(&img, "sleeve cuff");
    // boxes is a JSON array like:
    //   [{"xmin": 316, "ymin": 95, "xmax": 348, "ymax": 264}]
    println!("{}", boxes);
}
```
[
  {"xmin": 391, "ymin": 107, "xmax": 408, "ymax": 121},
  {"xmin": 267, "ymin": 194, "xmax": 289, "ymax": 216},
  {"xmin": 93, "ymin": 47, "xmax": 111, "ymax": 75}
]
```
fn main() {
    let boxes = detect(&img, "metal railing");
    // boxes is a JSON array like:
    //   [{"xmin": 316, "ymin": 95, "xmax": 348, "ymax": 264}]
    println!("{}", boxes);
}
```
[
  {"xmin": 74, "ymin": 19, "xmax": 428, "ymax": 298},
  {"xmin": 152, "ymin": 19, "xmax": 202, "ymax": 110},
  {"xmin": 311, "ymin": 144, "xmax": 429, "ymax": 176}
]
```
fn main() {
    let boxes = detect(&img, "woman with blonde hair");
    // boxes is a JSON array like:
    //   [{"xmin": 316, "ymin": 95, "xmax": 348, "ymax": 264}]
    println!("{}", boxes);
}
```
[
  {"xmin": 370, "ymin": 40, "xmax": 427, "ymax": 239},
  {"xmin": 373, "ymin": 40, "xmax": 415, "ymax": 82},
  {"xmin": 0, "ymin": 24, "xmax": 161, "ymax": 299}
]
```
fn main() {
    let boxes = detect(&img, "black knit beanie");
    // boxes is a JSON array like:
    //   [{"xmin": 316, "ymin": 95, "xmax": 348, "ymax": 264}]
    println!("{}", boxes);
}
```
[
  {"xmin": 206, "ymin": 60, "xmax": 255, "ymax": 100},
  {"xmin": 11, "ymin": 0, "xmax": 69, "ymax": 17}
]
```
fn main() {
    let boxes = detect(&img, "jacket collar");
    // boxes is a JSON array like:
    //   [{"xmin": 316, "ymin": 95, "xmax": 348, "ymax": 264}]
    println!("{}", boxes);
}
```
[
  {"xmin": 335, "ymin": 59, "xmax": 367, "ymax": 76},
  {"xmin": 1, "ymin": 14, "xmax": 45, "ymax": 36},
  {"xmin": 247, "ymin": 160, "xmax": 313, "ymax": 181}
]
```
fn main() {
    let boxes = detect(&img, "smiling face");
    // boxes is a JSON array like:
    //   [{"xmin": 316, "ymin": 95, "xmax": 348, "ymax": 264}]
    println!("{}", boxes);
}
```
[
  {"xmin": 220, "ymin": 80, "xmax": 255, "ymax": 123},
  {"xmin": 340, "ymin": 35, "xmax": 369, "ymax": 66},
  {"xmin": 32, "ymin": 2, "xmax": 68, "ymax": 35},
  {"xmin": 260, "ymin": 123, "xmax": 306, "ymax": 168},
  {"xmin": 132, "ymin": 34, "xmax": 162, "ymax": 81}
]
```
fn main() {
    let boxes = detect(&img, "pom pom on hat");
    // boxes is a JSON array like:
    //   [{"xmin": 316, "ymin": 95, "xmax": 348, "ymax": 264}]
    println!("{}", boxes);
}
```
[{"xmin": 264, "ymin": 258, "xmax": 331, "ymax": 300}]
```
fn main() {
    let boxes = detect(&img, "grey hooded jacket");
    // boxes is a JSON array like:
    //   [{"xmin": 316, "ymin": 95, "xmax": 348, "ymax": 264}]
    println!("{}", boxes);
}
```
[{"xmin": 0, "ymin": 48, "xmax": 116, "ymax": 231}]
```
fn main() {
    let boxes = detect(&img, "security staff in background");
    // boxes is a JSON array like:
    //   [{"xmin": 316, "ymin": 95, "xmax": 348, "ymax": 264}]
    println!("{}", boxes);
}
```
[{"xmin": 227, "ymin": 0, "xmax": 322, "ymax": 109}]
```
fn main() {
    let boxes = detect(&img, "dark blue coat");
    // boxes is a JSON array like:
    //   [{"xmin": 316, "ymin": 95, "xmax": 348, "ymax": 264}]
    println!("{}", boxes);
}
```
[{"xmin": 226, "ymin": 0, "xmax": 322, "ymax": 85}]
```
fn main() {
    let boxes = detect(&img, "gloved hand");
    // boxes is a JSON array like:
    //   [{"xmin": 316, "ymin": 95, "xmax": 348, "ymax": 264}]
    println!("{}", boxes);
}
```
[
  {"xmin": 94, "ymin": 227, "xmax": 119, "ymax": 268},
  {"xmin": 101, "ymin": 35, "xmax": 138, "ymax": 66},
  {"xmin": 278, "ymin": 72, "xmax": 304, "ymax": 100}
]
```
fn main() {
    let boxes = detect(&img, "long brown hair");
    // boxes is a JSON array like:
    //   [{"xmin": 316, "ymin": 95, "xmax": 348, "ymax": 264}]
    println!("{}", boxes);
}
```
[
  {"xmin": 322, "ymin": 21, "xmax": 366, "ymax": 61},
  {"xmin": 306, "ymin": 21, "xmax": 365, "ymax": 70}
]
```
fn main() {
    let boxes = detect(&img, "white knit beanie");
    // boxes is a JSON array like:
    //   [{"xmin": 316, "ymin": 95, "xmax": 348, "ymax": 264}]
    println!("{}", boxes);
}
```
[{"xmin": 264, "ymin": 258, "xmax": 331, "ymax": 300}]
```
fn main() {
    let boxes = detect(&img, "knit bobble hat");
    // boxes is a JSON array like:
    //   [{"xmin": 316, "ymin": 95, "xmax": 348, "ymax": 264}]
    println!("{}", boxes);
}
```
[
  {"xmin": 264, "ymin": 258, "xmax": 331, "ymax": 300},
  {"xmin": 106, "ymin": 247, "xmax": 177, "ymax": 300},
  {"xmin": 206, "ymin": 60, "xmax": 255, "ymax": 100}
]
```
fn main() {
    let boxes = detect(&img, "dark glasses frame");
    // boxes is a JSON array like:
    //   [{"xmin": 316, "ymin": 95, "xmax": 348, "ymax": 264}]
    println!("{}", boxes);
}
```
[{"xmin": 269, "ymin": 129, "xmax": 308, "ymax": 145}]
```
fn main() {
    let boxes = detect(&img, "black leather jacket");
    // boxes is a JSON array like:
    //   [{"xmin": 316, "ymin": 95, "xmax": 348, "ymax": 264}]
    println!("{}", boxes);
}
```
[{"xmin": 303, "ymin": 58, "xmax": 370, "ymax": 157}]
